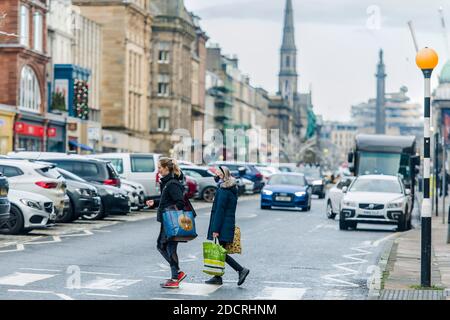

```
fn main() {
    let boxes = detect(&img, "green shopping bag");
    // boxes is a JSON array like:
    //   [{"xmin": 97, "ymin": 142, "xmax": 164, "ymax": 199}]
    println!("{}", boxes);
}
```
[{"xmin": 203, "ymin": 238, "xmax": 227, "ymax": 276}]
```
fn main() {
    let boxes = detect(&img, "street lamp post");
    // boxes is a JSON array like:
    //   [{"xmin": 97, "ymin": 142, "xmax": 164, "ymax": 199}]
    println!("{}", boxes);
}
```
[{"xmin": 416, "ymin": 47, "xmax": 439, "ymax": 287}]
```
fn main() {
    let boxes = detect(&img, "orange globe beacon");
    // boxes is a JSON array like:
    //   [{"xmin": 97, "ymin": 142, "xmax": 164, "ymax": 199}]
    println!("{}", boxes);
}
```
[{"xmin": 416, "ymin": 47, "xmax": 439, "ymax": 70}]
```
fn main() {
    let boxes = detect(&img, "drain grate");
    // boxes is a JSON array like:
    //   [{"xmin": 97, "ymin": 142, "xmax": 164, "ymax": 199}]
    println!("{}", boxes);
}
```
[{"xmin": 379, "ymin": 289, "xmax": 444, "ymax": 300}]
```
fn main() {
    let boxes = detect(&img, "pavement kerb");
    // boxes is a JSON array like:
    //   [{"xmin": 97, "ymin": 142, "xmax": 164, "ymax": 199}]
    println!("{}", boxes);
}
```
[{"xmin": 367, "ymin": 237, "xmax": 397, "ymax": 300}]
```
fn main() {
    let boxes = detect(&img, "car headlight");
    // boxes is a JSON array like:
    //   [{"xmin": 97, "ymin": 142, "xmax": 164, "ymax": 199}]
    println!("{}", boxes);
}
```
[
  {"xmin": 387, "ymin": 201, "xmax": 403, "ymax": 209},
  {"xmin": 312, "ymin": 180, "xmax": 323, "ymax": 185},
  {"xmin": 76, "ymin": 188, "xmax": 91, "ymax": 197},
  {"xmin": 20, "ymin": 199, "xmax": 43, "ymax": 210},
  {"xmin": 295, "ymin": 191, "xmax": 306, "ymax": 197},
  {"xmin": 262, "ymin": 190, "xmax": 273, "ymax": 196},
  {"xmin": 342, "ymin": 200, "xmax": 357, "ymax": 208}
]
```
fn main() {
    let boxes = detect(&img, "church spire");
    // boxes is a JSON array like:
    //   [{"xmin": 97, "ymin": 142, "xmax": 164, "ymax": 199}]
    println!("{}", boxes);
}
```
[
  {"xmin": 281, "ymin": 0, "xmax": 296, "ymax": 50},
  {"xmin": 279, "ymin": 0, "xmax": 298, "ymax": 105}
]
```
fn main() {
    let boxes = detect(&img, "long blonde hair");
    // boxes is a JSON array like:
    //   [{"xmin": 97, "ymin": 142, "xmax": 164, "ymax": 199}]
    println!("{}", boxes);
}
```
[{"xmin": 159, "ymin": 157, "xmax": 181, "ymax": 177}]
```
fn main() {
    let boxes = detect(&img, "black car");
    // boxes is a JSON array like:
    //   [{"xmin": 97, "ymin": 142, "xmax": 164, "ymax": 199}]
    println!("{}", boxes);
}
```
[
  {"xmin": 57, "ymin": 168, "xmax": 130, "ymax": 219},
  {"xmin": 42, "ymin": 157, "xmax": 121, "ymax": 188},
  {"xmin": 297, "ymin": 165, "xmax": 326, "ymax": 199},
  {"xmin": 56, "ymin": 168, "xmax": 102, "ymax": 222},
  {"xmin": 0, "ymin": 174, "xmax": 10, "ymax": 226}
]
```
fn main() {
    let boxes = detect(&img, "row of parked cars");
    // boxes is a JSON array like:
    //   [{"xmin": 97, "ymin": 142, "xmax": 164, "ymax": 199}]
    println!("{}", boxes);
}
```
[{"xmin": 0, "ymin": 153, "xmax": 297, "ymax": 235}]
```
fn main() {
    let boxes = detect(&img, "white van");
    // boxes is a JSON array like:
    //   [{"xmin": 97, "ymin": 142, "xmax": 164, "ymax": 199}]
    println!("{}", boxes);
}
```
[{"xmin": 88, "ymin": 153, "xmax": 162, "ymax": 198}]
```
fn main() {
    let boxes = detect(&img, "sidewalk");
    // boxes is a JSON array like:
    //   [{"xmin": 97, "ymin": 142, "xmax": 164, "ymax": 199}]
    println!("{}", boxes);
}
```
[{"xmin": 377, "ymin": 207, "xmax": 450, "ymax": 300}]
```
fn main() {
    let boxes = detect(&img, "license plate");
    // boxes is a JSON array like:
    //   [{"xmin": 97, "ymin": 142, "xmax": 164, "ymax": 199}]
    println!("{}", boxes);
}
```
[
  {"xmin": 276, "ymin": 196, "xmax": 291, "ymax": 202},
  {"xmin": 0, "ymin": 188, "xmax": 7, "ymax": 196},
  {"xmin": 363, "ymin": 210, "xmax": 381, "ymax": 215}
]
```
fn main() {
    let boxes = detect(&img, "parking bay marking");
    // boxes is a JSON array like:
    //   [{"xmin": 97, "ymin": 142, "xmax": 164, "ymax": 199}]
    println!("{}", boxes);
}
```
[
  {"xmin": 8, "ymin": 289, "xmax": 73, "ymax": 300},
  {"xmin": 0, "ymin": 272, "xmax": 56, "ymax": 286}
]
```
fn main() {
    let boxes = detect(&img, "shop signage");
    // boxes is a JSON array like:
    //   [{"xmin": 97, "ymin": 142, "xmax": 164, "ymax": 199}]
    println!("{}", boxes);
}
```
[
  {"xmin": 14, "ymin": 122, "xmax": 58, "ymax": 138},
  {"xmin": 14, "ymin": 122, "xmax": 44, "ymax": 137}
]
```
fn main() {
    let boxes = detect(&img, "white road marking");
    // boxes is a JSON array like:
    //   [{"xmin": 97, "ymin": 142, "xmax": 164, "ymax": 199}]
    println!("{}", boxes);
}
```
[
  {"xmin": 8, "ymin": 289, "xmax": 74, "ymax": 300},
  {"xmin": 162, "ymin": 283, "xmax": 222, "ymax": 296},
  {"xmin": 371, "ymin": 233, "xmax": 400, "ymax": 247},
  {"xmin": 80, "ymin": 278, "xmax": 141, "ymax": 291},
  {"xmin": 179, "ymin": 254, "xmax": 197, "ymax": 262},
  {"xmin": 0, "ymin": 243, "xmax": 25, "ymax": 253},
  {"xmin": 262, "ymin": 281, "xmax": 304, "ymax": 286},
  {"xmin": 62, "ymin": 230, "xmax": 93, "ymax": 237},
  {"xmin": 19, "ymin": 268, "xmax": 62, "ymax": 273},
  {"xmin": 83, "ymin": 293, "xmax": 128, "ymax": 298},
  {"xmin": 324, "ymin": 289, "xmax": 347, "ymax": 300},
  {"xmin": 321, "ymin": 245, "xmax": 372, "ymax": 287},
  {"xmin": 26, "ymin": 236, "xmax": 61, "ymax": 245},
  {"xmin": 93, "ymin": 230, "xmax": 111, "ymax": 233},
  {"xmin": 255, "ymin": 287, "xmax": 308, "ymax": 300},
  {"xmin": 0, "ymin": 272, "xmax": 56, "ymax": 286},
  {"xmin": 80, "ymin": 271, "xmax": 121, "ymax": 276}
]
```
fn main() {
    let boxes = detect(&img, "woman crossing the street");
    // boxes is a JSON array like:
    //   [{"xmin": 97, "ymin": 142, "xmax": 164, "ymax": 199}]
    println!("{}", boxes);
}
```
[
  {"xmin": 146, "ymin": 157, "xmax": 187, "ymax": 289},
  {"xmin": 205, "ymin": 166, "xmax": 250, "ymax": 286}
]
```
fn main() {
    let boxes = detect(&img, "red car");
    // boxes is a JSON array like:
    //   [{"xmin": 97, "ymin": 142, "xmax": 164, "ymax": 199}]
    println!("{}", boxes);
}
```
[{"xmin": 154, "ymin": 173, "xmax": 198, "ymax": 200}]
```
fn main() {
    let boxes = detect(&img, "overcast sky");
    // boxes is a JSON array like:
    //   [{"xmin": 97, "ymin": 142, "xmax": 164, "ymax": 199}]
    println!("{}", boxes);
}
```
[{"xmin": 184, "ymin": 0, "xmax": 450, "ymax": 121}]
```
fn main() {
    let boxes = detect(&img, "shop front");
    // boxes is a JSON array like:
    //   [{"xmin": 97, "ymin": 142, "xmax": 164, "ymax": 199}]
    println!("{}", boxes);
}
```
[
  {"xmin": 14, "ymin": 117, "xmax": 46, "ymax": 152},
  {"xmin": 47, "ymin": 120, "xmax": 66, "ymax": 152},
  {"xmin": 0, "ymin": 105, "xmax": 16, "ymax": 155}
]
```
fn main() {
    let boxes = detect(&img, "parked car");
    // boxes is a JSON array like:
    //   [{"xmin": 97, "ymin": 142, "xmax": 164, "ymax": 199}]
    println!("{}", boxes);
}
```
[
  {"xmin": 242, "ymin": 177, "xmax": 255, "ymax": 194},
  {"xmin": 121, "ymin": 180, "xmax": 140, "ymax": 211},
  {"xmin": 339, "ymin": 175, "xmax": 412, "ymax": 231},
  {"xmin": 260, "ymin": 173, "xmax": 312, "ymax": 211},
  {"xmin": 185, "ymin": 175, "xmax": 199, "ymax": 199},
  {"xmin": 56, "ymin": 168, "xmax": 130, "ymax": 219},
  {"xmin": 297, "ymin": 165, "xmax": 326, "ymax": 199},
  {"xmin": 121, "ymin": 179, "xmax": 146, "ymax": 210},
  {"xmin": 54, "ymin": 169, "xmax": 101, "ymax": 223},
  {"xmin": 255, "ymin": 166, "xmax": 280, "ymax": 184},
  {"xmin": 326, "ymin": 176, "xmax": 355, "ymax": 220},
  {"xmin": 8, "ymin": 153, "xmax": 122, "ymax": 188},
  {"xmin": 0, "ymin": 174, "xmax": 10, "ymax": 228},
  {"xmin": 209, "ymin": 162, "xmax": 265, "ymax": 193},
  {"xmin": 1, "ymin": 189, "xmax": 56, "ymax": 234},
  {"xmin": 180, "ymin": 165, "xmax": 217, "ymax": 202},
  {"xmin": 87, "ymin": 153, "xmax": 161, "ymax": 200},
  {"xmin": 0, "ymin": 160, "xmax": 66, "ymax": 218}
]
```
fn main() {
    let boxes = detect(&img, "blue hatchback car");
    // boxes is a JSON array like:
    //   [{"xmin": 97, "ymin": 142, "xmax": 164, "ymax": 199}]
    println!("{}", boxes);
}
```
[{"xmin": 260, "ymin": 173, "xmax": 312, "ymax": 211}]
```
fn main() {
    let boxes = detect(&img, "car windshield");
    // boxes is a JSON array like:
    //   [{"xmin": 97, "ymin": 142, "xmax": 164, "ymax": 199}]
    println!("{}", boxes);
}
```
[
  {"xmin": 358, "ymin": 152, "xmax": 411, "ymax": 179},
  {"xmin": 296, "ymin": 166, "xmax": 321, "ymax": 179},
  {"xmin": 349, "ymin": 178, "xmax": 402, "ymax": 194},
  {"xmin": 57, "ymin": 168, "xmax": 87, "ymax": 183},
  {"xmin": 268, "ymin": 174, "xmax": 305, "ymax": 186}
]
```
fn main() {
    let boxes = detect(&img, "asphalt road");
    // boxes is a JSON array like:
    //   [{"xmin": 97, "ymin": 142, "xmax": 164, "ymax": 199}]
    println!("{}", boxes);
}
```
[{"xmin": 0, "ymin": 196, "xmax": 405, "ymax": 300}]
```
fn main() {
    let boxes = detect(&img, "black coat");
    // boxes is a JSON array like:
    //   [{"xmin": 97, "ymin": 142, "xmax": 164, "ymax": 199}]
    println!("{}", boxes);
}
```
[
  {"xmin": 207, "ymin": 184, "xmax": 238, "ymax": 243},
  {"xmin": 157, "ymin": 174, "xmax": 185, "ymax": 223}
]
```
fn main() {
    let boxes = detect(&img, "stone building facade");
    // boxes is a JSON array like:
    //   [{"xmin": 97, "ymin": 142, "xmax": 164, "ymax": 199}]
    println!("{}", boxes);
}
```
[
  {"xmin": 149, "ymin": 0, "xmax": 197, "ymax": 155},
  {"xmin": 73, "ymin": 0, "xmax": 153, "ymax": 152}
]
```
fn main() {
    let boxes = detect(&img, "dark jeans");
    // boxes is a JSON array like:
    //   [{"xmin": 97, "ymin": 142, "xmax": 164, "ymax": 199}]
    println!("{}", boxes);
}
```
[
  {"xmin": 219, "ymin": 240, "xmax": 244, "ymax": 275},
  {"xmin": 157, "ymin": 224, "xmax": 179, "ymax": 279}
]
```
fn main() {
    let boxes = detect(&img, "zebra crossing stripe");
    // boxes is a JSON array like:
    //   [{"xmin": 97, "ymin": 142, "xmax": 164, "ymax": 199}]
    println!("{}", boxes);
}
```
[
  {"xmin": 255, "ymin": 287, "xmax": 308, "ymax": 300},
  {"xmin": 0, "ymin": 272, "xmax": 56, "ymax": 286}
]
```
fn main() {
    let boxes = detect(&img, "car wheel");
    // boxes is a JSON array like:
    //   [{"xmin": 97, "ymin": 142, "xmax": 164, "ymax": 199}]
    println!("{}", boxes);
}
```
[
  {"xmin": 397, "ymin": 213, "xmax": 407, "ymax": 232},
  {"xmin": 1, "ymin": 205, "xmax": 24, "ymax": 235},
  {"xmin": 339, "ymin": 211, "xmax": 349, "ymax": 230},
  {"xmin": 319, "ymin": 192, "xmax": 325, "ymax": 199},
  {"xmin": 82, "ymin": 200, "xmax": 104, "ymax": 220},
  {"xmin": 326, "ymin": 201, "xmax": 336, "ymax": 220},
  {"xmin": 348, "ymin": 221, "xmax": 358, "ymax": 229},
  {"xmin": 57, "ymin": 199, "xmax": 76, "ymax": 223},
  {"xmin": 202, "ymin": 187, "xmax": 216, "ymax": 203}
]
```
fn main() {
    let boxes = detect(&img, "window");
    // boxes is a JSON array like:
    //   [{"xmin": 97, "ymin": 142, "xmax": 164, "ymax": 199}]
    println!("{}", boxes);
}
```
[
  {"xmin": 19, "ymin": 65, "xmax": 41, "ymax": 113},
  {"xmin": 183, "ymin": 170, "xmax": 202, "ymax": 179},
  {"xmin": 106, "ymin": 159, "xmax": 124, "ymax": 174},
  {"xmin": 20, "ymin": 5, "xmax": 29, "ymax": 47},
  {"xmin": 0, "ymin": 166, "xmax": 23, "ymax": 178},
  {"xmin": 33, "ymin": 12, "xmax": 43, "ymax": 52},
  {"xmin": 286, "ymin": 56, "xmax": 290, "ymax": 67},
  {"xmin": 71, "ymin": 162, "xmax": 100, "ymax": 178},
  {"xmin": 158, "ymin": 42, "xmax": 170, "ymax": 63},
  {"xmin": 157, "ymin": 108, "xmax": 170, "ymax": 132},
  {"xmin": 131, "ymin": 156, "xmax": 155, "ymax": 173},
  {"xmin": 157, "ymin": 74, "xmax": 170, "ymax": 96}
]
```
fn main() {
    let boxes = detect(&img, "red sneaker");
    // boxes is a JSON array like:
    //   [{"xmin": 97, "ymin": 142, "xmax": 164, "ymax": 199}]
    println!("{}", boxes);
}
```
[
  {"xmin": 161, "ymin": 279, "xmax": 179, "ymax": 289},
  {"xmin": 177, "ymin": 271, "xmax": 187, "ymax": 283}
]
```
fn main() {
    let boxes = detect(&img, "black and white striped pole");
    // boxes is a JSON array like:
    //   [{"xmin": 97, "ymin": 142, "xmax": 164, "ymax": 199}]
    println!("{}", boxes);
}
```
[{"xmin": 416, "ymin": 47, "xmax": 439, "ymax": 288}]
